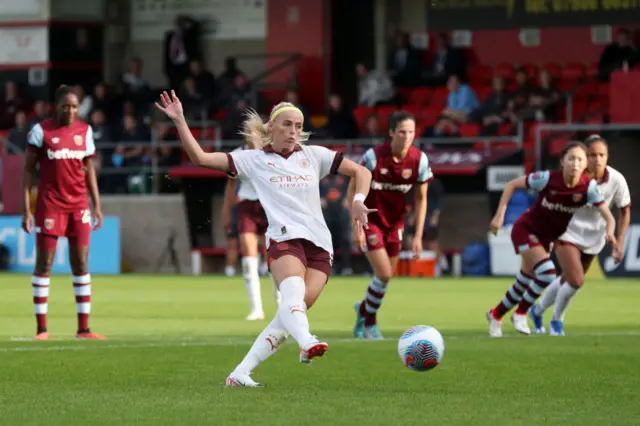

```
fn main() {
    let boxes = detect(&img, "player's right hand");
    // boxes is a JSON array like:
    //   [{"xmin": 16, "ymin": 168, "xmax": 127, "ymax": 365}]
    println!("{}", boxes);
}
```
[
  {"xmin": 21, "ymin": 213, "xmax": 34, "ymax": 234},
  {"xmin": 352, "ymin": 223, "xmax": 366, "ymax": 252},
  {"xmin": 351, "ymin": 200, "xmax": 376, "ymax": 231},
  {"xmin": 489, "ymin": 215, "xmax": 503, "ymax": 235},
  {"xmin": 155, "ymin": 90, "xmax": 184, "ymax": 121}
]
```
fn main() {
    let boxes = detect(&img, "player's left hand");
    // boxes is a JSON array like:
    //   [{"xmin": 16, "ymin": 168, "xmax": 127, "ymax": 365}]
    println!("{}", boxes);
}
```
[
  {"xmin": 411, "ymin": 238, "xmax": 423, "ymax": 259},
  {"xmin": 93, "ymin": 209, "xmax": 103, "ymax": 231},
  {"xmin": 351, "ymin": 200, "xmax": 376, "ymax": 231},
  {"xmin": 607, "ymin": 233, "xmax": 621, "ymax": 263}
]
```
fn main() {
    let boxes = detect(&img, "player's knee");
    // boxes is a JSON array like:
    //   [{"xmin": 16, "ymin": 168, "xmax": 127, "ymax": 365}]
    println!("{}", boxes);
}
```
[
  {"xmin": 35, "ymin": 252, "xmax": 54, "ymax": 274},
  {"xmin": 375, "ymin": 274, "xmax": 392, "ymax": 285},
  {"xmin": 563, "ymin": 270, "xmax": 584, "ymax": 289},
  {"xmin": 70, "ymin": 256, "xmax": 89, "ymax": 275}
]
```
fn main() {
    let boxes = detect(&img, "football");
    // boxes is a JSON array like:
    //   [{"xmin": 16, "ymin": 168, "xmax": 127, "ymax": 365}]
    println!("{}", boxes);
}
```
[{"xmin": 397, "ymin": 325, "xmax": 445, "ymax": 372}]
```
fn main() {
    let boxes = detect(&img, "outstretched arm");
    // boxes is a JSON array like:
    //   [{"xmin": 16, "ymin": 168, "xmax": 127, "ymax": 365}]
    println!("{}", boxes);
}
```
[
  {"xmin": 339, "ymin": 158, "xmax": 372, "ymax": 210},
  {"xmin": 156, "ymin": 90, "xmax": 231, "ymax": 171}
]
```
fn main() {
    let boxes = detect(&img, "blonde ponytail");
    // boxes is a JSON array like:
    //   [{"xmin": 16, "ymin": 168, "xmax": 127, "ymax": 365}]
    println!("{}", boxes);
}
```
[{"xmin": 238, "ymin": 102, "xmax": 311, "ymax": 149}]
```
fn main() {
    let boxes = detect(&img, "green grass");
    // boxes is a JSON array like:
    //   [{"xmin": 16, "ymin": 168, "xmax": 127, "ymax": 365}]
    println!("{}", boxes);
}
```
[{"xmin": 0, "ymin": 274, "xmax": 639, "ymax": 426}]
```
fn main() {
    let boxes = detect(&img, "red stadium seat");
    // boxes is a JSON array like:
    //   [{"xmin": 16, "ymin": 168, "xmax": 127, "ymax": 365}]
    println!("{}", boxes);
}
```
[
  {"xmin": 459, "ymin": 124, "xmax": 480, "ymax": 137},
  {"xmin": 474, "ymin": 85, "xmax": 492, "ymax": 102},
  {"xmin": 407, "ymin": 88, "xmax": 432, "ymax": 106},
  {"xmin": 548, "ymin": 134, "xmax": 570, "ymax": 157},
  {"xmin": 376, "ymin": 105, "xmax": 398, "ymax": 124},
  {"xmin": 403, "ymin": 105, "xmax": 423, "ymax": 119},
  {"xmin": 419, "ymin": 110, "xmax": 439, "ymax": 127},
  {"xmin": 544, "ymin": 63, "xmax": 562, "ymax": 78},
  {"xmin": 586, "ymin": 62, "xmax": 599, "ymax": 78},
  {"xmin": 352, "ymin": 106, "xmax": 375, "ymax": 130},
  {"xmin": 520, "ymin": 63, "xmax": 538, "ymax": 80},
  {"xmin": 561, "ymin": 63, "xmax": 586, "ymax": 82},
  {"xmin": 494, "ymin": 63, "xmax": 515, "ymax": 80},
  {"xmin": 469, "ymin": 64, "xmax": 493, "ymax": 86},
  {"xmin": 499, "ymin": 123, "xmax": 515, "ymax": 136},
  {"xmin": 429, "ymin": 88, "xmax": 449, "ymax": 107}
]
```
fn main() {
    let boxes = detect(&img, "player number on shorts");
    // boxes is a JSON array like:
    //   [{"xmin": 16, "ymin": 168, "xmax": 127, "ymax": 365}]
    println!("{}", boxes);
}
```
[{"xmin": 81, "ymin": 209, "xmax": 91, "ymax": 224}]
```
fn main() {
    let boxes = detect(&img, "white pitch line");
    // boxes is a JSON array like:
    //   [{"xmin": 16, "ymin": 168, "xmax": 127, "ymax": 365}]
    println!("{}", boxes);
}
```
[{"xmin": 1, "ymin": 330, "xmax": 639, "ymax": 353}]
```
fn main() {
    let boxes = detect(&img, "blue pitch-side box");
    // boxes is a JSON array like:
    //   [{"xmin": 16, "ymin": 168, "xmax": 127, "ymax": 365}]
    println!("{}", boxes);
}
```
[{"xmin": 0, "ymin": 216, "xmax": 121, "ymax": 274}]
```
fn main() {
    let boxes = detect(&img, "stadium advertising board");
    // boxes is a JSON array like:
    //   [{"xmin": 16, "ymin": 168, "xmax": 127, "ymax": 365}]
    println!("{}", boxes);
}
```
[
  {"xmin": 597, "ymin": 212, "xmax": 640, "ymax": 277},
  {"xmin": 0, "ymin": 216, "xmax": 121, "ymax": 274},
  {"xmin": 426, "ymin": 0, "xmax": 640, "ymax": 30},
  {"xmin": 130, "ymin": 0, "xmax": 267, "ymax": 41},
  {"xmin": 428, "ymin": 147, "xmax": 520, "ymax": 175}
]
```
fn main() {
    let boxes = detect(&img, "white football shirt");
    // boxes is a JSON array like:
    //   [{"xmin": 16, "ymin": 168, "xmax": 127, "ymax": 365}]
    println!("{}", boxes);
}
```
[
  {"xmin": 231, "ymin": 145, "xmax": 259, "ymax": 201},
  {"xmin": 226, "ymin": 144, "xmax": 343, "ymax": 255},
  {"xmin": 561, "ymin": 166, "xmax": 631, "ymax": 253}
]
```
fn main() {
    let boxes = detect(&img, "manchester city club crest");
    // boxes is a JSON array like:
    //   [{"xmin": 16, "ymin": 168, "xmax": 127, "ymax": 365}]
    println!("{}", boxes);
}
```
[
  {"xmin": 401, "ymin": 168, "xmax": 412, "ymax": 179},
  {"xmin": 74, "ymin": 135, "xmax": 83, "ymax": 146}
]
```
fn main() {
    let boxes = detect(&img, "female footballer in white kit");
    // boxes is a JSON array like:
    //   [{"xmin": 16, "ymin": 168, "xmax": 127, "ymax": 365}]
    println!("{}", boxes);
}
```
[
  {"xmin": 155, "ymin": 90, "xmax": 374, "ymax": 387},
  {"xmin": 530, "ymin": 135, "xmax": 631, "ymax": 335}
]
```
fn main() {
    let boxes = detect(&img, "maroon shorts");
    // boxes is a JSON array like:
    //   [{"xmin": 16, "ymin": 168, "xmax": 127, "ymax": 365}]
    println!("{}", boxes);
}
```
[
  {"xmin": 267, "ymin": 238, "xmax": 332, "ymax": 276},
  {"xmin": 237, "ymin": 200, "xmax": 268, "ymax": 235},
  {"xmin": 364, "ymin": 222, "xmax": 403, "ymax": 257},
  {"xmin": 35, "ymin": 208, "xmax": 91, "ymax": 249},
  {"xmin": 510, "ymin": 219, "xmax": 552, "ymax": 254}
]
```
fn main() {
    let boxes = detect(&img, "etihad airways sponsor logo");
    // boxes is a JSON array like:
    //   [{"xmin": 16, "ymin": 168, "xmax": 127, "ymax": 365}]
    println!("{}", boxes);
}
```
[{"xmin": 269, "ymin": 174, "xmax": 314, "ymax": 188}]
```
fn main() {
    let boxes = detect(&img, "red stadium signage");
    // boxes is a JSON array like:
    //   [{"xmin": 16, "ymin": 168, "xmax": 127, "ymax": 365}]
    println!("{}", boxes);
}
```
[{"xmin": 427, "ymin": 148, "xmax": 520, "ymax": 175}]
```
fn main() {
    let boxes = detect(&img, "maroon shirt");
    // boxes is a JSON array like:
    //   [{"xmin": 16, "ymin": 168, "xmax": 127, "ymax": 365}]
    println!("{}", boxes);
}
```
[
  {"xmin": 361, "ymin": 144, "xmax": 434, "ymax": 230},
  {"xmin": 27, "ymin": 118, "xmax": 95, "ymax": 212}
]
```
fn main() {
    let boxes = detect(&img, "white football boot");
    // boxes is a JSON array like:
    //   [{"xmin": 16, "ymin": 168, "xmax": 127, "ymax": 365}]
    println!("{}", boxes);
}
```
[
  {"xmin": 487, "ymin": 310, "xmax": 503, "ymax": 338},
  {"xmin": 511, "ymin": 312, "xmax": 531, "ymax": 335},
  {"xmin": 299, "ymin": 338, "xmax": 328, "ymax": 364},
  {"xmin": 245, "ymin": 311, "xmax": 265, "ymax": 321},
  {"xmin": 225, "ymin": 372, "xmax": 263, "ymax": 388}
]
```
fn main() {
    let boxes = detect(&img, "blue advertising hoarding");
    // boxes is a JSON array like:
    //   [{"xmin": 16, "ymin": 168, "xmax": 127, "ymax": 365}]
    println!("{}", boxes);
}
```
[{"xmin": 0, "ymin": 216, "xmax": 120, "ymax": 274}]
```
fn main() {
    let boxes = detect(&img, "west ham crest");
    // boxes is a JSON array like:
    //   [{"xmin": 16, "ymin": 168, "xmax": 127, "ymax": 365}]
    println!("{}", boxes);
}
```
[
  {"xmin": 367, "ymin": 233, "xmax": 379, "ymax": 246},
  {"xmin": 401, "ymin": 168, "xmax": 412, "ymax": 179},
  {"xmin": 74, "ymin": 135, "xmax": 83, "ymax": 146},
  {"xmin": 44, "ymin": 218, "xmax": 55, "ymax": 230},
  {"xmin": 572, "ymin": 194, "xmax": 583, "ymax": 202}
]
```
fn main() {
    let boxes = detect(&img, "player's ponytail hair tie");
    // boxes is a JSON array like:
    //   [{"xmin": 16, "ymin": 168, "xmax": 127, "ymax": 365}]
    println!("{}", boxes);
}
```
[{"xmin": 239, "ymin": 102, "xmax": 311, "ymax": 149}]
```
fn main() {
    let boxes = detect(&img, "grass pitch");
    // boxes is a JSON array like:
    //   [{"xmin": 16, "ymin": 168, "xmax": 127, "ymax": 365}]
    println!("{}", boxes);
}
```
[{"xmin": 0, "ymin": 274, "xmax": 638, "ymax": 426}]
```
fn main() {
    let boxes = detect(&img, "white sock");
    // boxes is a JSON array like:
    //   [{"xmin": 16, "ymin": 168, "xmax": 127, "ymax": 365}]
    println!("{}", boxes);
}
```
[
  {"xmin": 552, "ymin": 283, "xmax": 579, "ymax": 321},
  {"xmin": 272, "ymin": 277, "xmax": 281, "ymax": 308},
  {"xmin": 233, "ymin": 314, "xmax": 288, "ymax": 375},
  {"xmin": 534, "ymin": 276, "xmax": 562, "ymax": 315},
  {"xmin": 241, "ymin": 257, "xmax": 263, "ymax": 313},
  {"xmin": 277, "ymin": 276, "xmax": 314, "ymax": 348}
]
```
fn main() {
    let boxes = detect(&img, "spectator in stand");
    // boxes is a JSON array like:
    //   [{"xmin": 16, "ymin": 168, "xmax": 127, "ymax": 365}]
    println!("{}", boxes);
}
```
[
  {"xmin": 153, "ymin": 122, "xmax": 182, "ymax": 193},
  {"xmin": 430, "ymin": 74, "xmax": 478, "ymax": 137},
  {"xmin": 320, "ymin": 174, "xmax": 353, "ymax": 275},
  {"xmin": 91, "ymin": 83, "xmax": 115, "ymax": 121},
  {"xmin": 118, "ymin": 114, "xmax": 150, "ymax": 165},
  {"xmin": 426, "ymin": 33, "xmax": 467, "ymax": 86},
  {"xmin": 598, "ymin": 28, "xmax": 639, "ymax": 81},
  {"xmin": 189, "ymin": 59, "xmax": 216, "ymax": 101},
  {"xmin": 180, "ymin": 77, "xmax": 206, "ymax": 120},
  {"xmin": 511, "ymin": 67, "xmax": 533, "ymax": 113},
  {"xmin": 89, "ymin": 109, "xmax": 112, "ymax": 191},
  {"xmin": 359, "ymin": 114, "xmax": 385, "ymax": 140},
  {"xmin": 424, "ymin": 177, "xmax": 446, "ymax": 276},
  {"xmin": 73, "ymin": 85, "xmax": 93, "ymax": 120},
  {"xmin": 222, "ymin": 99, "xmax": 249, "ymax": 140},
  {"xmin": 0, "ymin": 81, "xmax": 23, "ymax": 129},
  {"xmin": 29, "ymin": 100, "xmax": 49, "ymax": 128},
  {"xmin": 323, "ymin": 94, "xmax": 358, "ymax": 139},
  {"xmin": 356, "ymin": 63, "xmax": 396, "ymax": 107},
  {"xmin": 284, "ymin": 89, "xmax": 313, "ymax": 131},
  {"xmin": 387, "ymin": 32, "xmax": 421, "ymax": 88},
  {"xmin": 477, "ymin": 76, "xmax": 516, "ymax": 136},
  {"xmin": 527, "ymin": 69, "xmax": 561, "ymax": 122},
  {"xmin": 217, "ymin": 57, "xmax": 246, "ymax": 108},
  {"xmin": 163, "ymin": 15, "xmax": 202, "ymax": 89},
  {"xmin": 121, "ymin": 58, "xmax": 151, "ymax": 113},
  {"xmin": 6, "ymin": 110, "xmax": 29, "ymax": 153}
]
